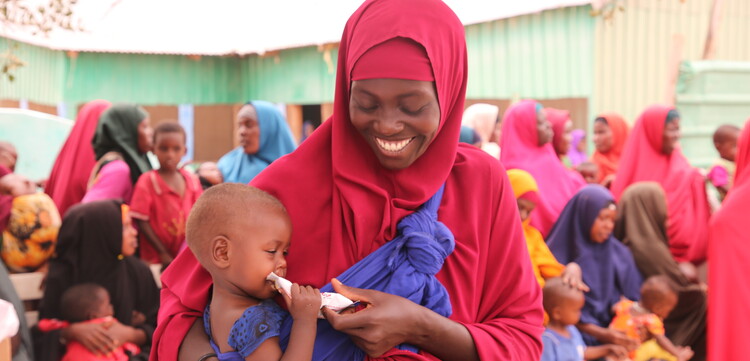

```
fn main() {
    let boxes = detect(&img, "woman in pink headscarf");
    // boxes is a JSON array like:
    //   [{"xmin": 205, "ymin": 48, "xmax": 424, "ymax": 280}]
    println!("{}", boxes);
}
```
[
  {"xmin": 500, "ymin": 101, "xmax": 585, "ymax": 236},
  {"xmin": 546, "ymin": 108, "xmax": 574, "ymax": 167},
  {"xmin": 611, "ymin": 106, "xmax": 710, "ymax": 264}
]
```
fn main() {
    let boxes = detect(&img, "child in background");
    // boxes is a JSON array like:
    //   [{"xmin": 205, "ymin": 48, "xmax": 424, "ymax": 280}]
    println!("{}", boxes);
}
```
[
  {"xmin": 130, "ymin": 122, "xmax": 202, "ymax": 267},
  {"xmin": 196, "ymin": 161, "xmax": 223, "ymax": 190},
  {"xmin": 542, "ymin": 277, "xmax": 627, "ymax": 361},
  {"xmin": 707, "ymin": 124, "xmax": 740, "ymax": 201},
  {"xmin": 38, "ymin": 283, "xmax": 140, "ymax": 361},
  {"xmin": 187, "ymin": 183, "xmax": 320, "ymax": 360},
  {"xmin": 609, "ymin": 276, "xmax": 694, "ymax": 361},
  {"xmin": 576, "ymin": 162, "xmax": 600, "ymax": 185}
]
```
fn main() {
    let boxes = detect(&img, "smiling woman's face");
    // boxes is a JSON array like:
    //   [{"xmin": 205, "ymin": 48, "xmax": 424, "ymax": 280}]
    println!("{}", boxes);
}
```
[{"xmin": 349, "ymin": 78, "xmax": 440, "ymax": 170}]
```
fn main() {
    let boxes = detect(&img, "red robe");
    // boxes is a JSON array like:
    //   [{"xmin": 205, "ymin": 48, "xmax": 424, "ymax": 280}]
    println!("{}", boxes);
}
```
[{"xmin": 708, "ymin": 118, "xmax": 750, "ymax": 360}]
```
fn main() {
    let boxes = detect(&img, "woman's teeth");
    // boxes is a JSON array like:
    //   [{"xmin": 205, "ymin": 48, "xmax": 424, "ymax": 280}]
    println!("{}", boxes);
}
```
[{"xmin": 375, "ymin": 137, "xmax": 414, "ymax": 152}]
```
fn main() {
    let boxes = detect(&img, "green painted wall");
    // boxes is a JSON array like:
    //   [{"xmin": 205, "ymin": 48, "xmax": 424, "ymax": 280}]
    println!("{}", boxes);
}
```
[
  {"xmin": 64, "ymin": 52, "xmax": 244, "ymax": 106},
  {"xmin": 242, "ymin": 46, "xmax": 338, "ymax": 104},
  {"xmin": 242, "ymin": 6, "xmax": 596, "ymax": 104},
  {"xmin": 0, "ymin": 38, "xmax": 66, "ymax": 104},
  {"xmin": 465, "ymin": 6, "xmax": 595, "ymax": 100},
  {"xmin": 2, "ymin": 6, "xmax": 595, "ymax": 108}
]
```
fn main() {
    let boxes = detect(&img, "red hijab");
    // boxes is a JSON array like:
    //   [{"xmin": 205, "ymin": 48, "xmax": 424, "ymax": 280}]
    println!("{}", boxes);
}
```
[
  {"xmin": 45, "ymin": 100, "xmax": 111, "ymax": 216},
  {"xmin": 590, "ymin": 113, "xmax": 629, "ymax": 183},
  {"xmin": 153, "ymin": 0, "xmax": 543, "ymax": 360},
  {"xmin": 611, "ymin": 105, "xmax": 709, "ymax": 263},
  {"xmin": 709, "ymin": 118, "xmax": 750, "ymax": 361},
  {"xmin": 500, "ymin": 101, "xmax": 585, "ymax": 236},
  {"xmin": 547, "ymin": 107, "xmax": 570, "ymax": 158}
]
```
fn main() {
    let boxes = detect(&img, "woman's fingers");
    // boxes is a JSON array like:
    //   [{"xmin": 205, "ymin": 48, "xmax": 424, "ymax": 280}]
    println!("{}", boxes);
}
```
[
  {"xmin": 322, "ymin": 301, "xmax": 379, "ymax": 334},
  {"xmin": 81, "ymin": 324, "xmax": 116, "ymax": 355},
  {"xmin": 330, "ymin": 278, "xmax": 372, "ymax": 304}
]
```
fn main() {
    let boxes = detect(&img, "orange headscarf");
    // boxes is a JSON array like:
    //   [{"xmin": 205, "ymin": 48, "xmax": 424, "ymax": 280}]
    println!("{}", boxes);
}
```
[
  {"xmin": 507, "ymin": 169, "xmax": 564, "ymax": 288},
  {"xmin": 591, "ymin": 113, "xmax": 629, "ymax": 183}
]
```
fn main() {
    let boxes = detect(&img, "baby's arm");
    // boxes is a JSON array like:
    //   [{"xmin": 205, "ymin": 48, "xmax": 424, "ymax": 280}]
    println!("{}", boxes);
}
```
[
  {"xmin": 243, "ymin": 284, "xmax": 321, "ymax": 361},
  {"xmin": 278, "ymin": 284, "xmax": 321, "ymax": 361},
  {"xmin": 584, "ymin": 344, "xmax": 627, "ymax": 360},
  {"xmin": 653, "ymin": 334, "xmax": 693, "ymax": 361}
]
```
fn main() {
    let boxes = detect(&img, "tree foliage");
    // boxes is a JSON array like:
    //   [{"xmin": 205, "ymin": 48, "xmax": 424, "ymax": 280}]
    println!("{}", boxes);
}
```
[{"xmin": 1, "ymin": 0, "xmax": 81, "ymax": 81}]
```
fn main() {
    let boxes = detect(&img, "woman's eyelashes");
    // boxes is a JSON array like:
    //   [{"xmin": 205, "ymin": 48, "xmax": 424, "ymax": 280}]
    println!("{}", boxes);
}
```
[
  {"xmin": 354, "ymin": 99, "xmax": 427, "ymax": 116},
  {"xmin": 401, "ymin": 104, "xmax": 428, "ymax": 116}
]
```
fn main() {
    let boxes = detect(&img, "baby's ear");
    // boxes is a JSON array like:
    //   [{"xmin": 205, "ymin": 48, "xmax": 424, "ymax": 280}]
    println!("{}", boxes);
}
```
[{"xmin": 211, "ymin": 236, "xmax": 231, "ymax": 269}]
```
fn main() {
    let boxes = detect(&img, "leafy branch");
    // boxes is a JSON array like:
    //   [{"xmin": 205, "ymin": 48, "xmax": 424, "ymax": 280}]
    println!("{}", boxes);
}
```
[
  {"xmin": 1, "ymin": 0, "xmax": 82, "ymax": 34},
  {"xmin": 1, "ymin": 0, "xmax": 82, "ymax": 81}
]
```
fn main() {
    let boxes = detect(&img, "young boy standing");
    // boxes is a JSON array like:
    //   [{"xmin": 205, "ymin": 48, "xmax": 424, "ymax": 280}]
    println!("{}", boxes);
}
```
[
  {"xmin": 542, "ymin": 277, "xmax": 628, "ymax": 361},
  {"xmin": 130, "ymin": 122, "xmax": 202, "ymax": 266}
]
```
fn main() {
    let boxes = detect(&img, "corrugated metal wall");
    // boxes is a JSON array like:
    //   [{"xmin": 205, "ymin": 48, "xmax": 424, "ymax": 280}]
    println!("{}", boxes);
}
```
[
  {"xmin": 241, "ymin": 6, "xmax": 596, "ymax": 105},
  {"xmin": 3, "ymin": 7, "xmax": 596, "ymax": 108},
  {"xmin": 242, "ymin": 46, "xmax": 338, "ymax": 104},
  {"xmin": 3, "ymin": 1, "xmax": 748, "ymax": 121},
  {"xmin": 64, "ymin": 52, "xmax": 244, "ymax": 105},
  {"xmin": 465, "ymin": 6, "xmax": 595, "ymax": 100},
  {"xmin": 716, "ymin": 0, "xmax": 750, "ymax": 61},
  {"xmin": 592, "ymin": 0, "xmax": 750, "ymax": 123},
  {"xmin": 0, "ymin": 38, "xmax": 66, "ymax": 104}
]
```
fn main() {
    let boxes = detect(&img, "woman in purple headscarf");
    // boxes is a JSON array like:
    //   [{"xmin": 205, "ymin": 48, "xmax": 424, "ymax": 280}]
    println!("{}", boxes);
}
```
[
  {"xmin": 568, "ymin": 130, "xmax": 587, "ymax": 167},
  {"xmin": 546, "ymin": 185, "xmax": 643, "ymax": 349}
]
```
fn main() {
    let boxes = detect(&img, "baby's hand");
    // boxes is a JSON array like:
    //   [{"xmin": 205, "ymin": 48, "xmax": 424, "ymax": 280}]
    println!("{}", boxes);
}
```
[
  {"xmin": 676, "ymin": 346, "xmax": 694, "ymax": 361},
  {"xmin": 606, "ymin": 344, "xmax": 628, "ymax": 360},
  {"xmin": 282, "ymin": 283, "xmax": 322, "ymax": 321}
]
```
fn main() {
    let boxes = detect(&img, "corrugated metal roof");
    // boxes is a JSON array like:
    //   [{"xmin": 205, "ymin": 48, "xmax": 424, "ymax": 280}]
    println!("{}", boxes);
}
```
[{"xmin": 0, "ymin": 0, "xmax": 590, "ymax": 55}]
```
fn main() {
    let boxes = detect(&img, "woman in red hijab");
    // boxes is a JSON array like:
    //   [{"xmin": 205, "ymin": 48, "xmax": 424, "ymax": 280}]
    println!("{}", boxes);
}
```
[
  {"xmin": 591, "ymin": 114, "xmax": 629, "ymax": 187},
  {"xmin": 610, "ymin": 106, "xmax": 710, "ymax": 264},
  {"xmin": 500, "ymin": 101, "xmax": 585, "ymax": 236},
  {"xmin": 45, "ymin": 100, "xmax": 110, "ymax": 216},
  {"xmin": 708, "ymin": 118, "xmax": 750, "ymax": 361},
  {"xmin": 152, "ymin": 0, "xmax": 543, "ymax": 360}
]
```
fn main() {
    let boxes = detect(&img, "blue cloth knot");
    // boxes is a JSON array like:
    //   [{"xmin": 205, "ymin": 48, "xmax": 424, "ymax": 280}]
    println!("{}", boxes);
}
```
[
  {"xmin": 278, "ymin": 184, "xmax": 455, "ymax": 360},
  {"xmin": 388, "ymin": 207, "xmax": 455, "ymax": 275}
]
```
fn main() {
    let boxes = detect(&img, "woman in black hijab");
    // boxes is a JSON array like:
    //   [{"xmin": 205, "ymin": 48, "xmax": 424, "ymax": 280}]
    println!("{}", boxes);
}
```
[{"xmin": 35, "ymin": 200, "xmax": 159, "ymax": 361}]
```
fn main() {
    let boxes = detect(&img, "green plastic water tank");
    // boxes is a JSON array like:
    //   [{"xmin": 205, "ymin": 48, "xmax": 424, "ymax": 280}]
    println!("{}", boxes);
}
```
[{"xmin": 676, "ymin": 61, "xmax": 750, "ymax": 168}]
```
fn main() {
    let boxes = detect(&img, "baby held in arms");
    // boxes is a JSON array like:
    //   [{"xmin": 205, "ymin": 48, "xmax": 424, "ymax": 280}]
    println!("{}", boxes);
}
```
[{"xmin": 186, "ymin": 183, "xmax": 352, "ymax": 361}]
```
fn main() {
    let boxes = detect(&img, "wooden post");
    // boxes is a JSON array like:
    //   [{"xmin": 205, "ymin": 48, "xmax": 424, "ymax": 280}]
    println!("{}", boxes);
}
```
[
  {"xmin": 321, "ymin": 103, "xmax": 334, "ymax": 122},
  {"xmin": 664, "ymin": 34, "xmax": 684, "ymax": 106},
  {"xmin": 286, "ymin": 104, "xmax": 304, "ymax": 144},
  {"xmin": 231, "ymin": 103, "xmax": 243, "ymax": 149},
  {"xmin": 702, "ymin": 0, "xmax": 725, "ymax": 60}
]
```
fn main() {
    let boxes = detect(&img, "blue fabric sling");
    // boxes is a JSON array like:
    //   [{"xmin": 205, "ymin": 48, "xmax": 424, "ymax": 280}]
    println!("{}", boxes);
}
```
[{"xmin": 279, "ymin": 184, "xmax": 455, "ymax": 360}]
